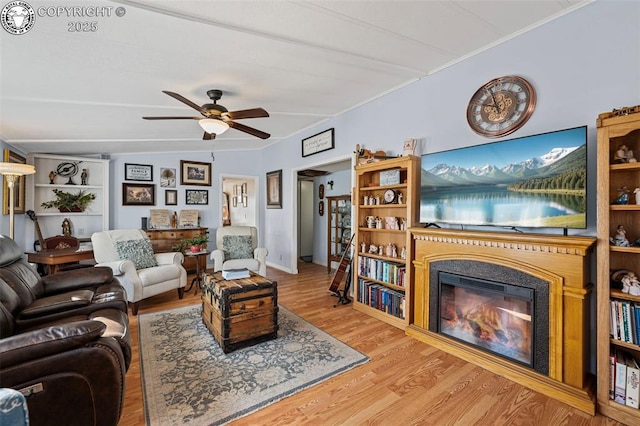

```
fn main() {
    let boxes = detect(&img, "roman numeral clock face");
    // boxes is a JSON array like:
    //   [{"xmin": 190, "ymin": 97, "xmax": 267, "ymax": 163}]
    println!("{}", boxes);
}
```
[{"xmin": 466, "ymin": 75, "xmax": 536, "ymax": 138}]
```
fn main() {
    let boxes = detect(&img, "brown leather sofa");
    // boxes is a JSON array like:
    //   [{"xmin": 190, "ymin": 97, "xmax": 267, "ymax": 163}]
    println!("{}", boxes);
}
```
[{"xmin": 0, "ymin": 236, "xmax": 131, "ymax": 426}]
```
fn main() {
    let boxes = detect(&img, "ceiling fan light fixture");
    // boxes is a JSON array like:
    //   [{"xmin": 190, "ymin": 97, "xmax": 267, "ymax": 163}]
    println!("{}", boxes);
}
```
[{"xmin": 199, "ymin": 118, "xmax": 229, "ymax": 135}]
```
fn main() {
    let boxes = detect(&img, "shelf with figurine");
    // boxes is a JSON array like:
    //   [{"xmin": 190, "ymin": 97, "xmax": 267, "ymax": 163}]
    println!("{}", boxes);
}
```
[
  {"xmin": 353, "ymin": 154, "xmax": 420, "ymax": 329},
  {"xmin": 596, "ymin": 106, "xmax": 640, "ymax": 424}
]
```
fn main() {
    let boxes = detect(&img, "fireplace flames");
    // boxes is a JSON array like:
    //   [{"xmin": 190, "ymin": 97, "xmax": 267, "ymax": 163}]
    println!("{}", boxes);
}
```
[{"xmin": 440, "ymin": 286, "xmax": 532, "ymax": 364}]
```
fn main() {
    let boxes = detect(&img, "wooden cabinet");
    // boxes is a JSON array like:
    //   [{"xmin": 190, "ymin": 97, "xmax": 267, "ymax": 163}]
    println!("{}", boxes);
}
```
[
  {"xmin": 326, "ymin": 195, "xmax": 351, "ymax": 273},
  {"xmin": 26, "ymin": 153, "xmax": 109, "ymax": 242},
  {"xmin": 596, "ymin": 108, "xmax": 640, "ymax": 424},
  {"xmin": 353, "ymin": 156, "xmax": 420, "ymax": 329},
  {"xmin": 145, "ymin": 227, "xmax": 208, "ymax": 273}
]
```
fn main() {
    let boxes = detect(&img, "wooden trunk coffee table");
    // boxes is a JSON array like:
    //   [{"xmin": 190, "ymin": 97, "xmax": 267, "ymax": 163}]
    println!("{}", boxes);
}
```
[{"xmin": 201, "ymin": 271, "xmax": 278, "ymax": 353}]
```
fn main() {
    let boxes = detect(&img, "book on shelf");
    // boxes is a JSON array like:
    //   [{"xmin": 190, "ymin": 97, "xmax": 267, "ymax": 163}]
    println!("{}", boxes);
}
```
[
  {"xmin": 222, "ymin": 268, "xmax": 250, "ymax": 280},
  {"xmin": 626, "ymin": 355, "xmax": 640, "ymax": 409},
  {"xmin": 610, "ymin": 299, "xmax": 640, "ymax": 344},
  {"xmin": 615, "ymin": 349, "xmax": 628, "ymax": 404},
  {"xmin": 610, "ymin": 353, "xmax": 616, "ymax": 400}
]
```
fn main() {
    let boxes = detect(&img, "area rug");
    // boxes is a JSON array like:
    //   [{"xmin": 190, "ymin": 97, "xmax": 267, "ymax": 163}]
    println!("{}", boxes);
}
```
[{"xmin": 138, "ymin": 304, "xmax": 369, "ymax": 425}]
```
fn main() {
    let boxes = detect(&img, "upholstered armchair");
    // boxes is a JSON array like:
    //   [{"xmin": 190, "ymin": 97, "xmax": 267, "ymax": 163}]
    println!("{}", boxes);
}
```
[
  {"xmin": 210, "ymin": 226, "xmax": 268, "ymax": 276},
  {"xmin": 91, "ymin": 229, "xmax": 187, "ymax": 315}
]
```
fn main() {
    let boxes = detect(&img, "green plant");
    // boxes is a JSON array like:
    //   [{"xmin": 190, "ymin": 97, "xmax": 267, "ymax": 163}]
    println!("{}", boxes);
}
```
[
  {"xmin": 41, "ymin": 189, "xmax": 96, "ymax": 211},
  {"xmin": 172, "ymin": 233, "xmax": 209, "ymax": 252}
]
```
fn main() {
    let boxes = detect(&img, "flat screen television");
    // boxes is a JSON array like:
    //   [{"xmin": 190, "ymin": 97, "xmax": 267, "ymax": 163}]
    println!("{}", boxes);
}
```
[{"xmin": 420, "ymin": 126, "xmax": 587, "ymax": 229}]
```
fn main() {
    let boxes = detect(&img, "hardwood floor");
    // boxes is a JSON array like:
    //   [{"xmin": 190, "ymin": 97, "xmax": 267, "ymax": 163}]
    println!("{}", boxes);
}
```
[{"xmin": 119, "ymin": 262, "xmax": 622, "ymax": 426}]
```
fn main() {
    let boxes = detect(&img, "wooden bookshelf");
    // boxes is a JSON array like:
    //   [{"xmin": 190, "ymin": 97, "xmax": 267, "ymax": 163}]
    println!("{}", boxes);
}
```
[
  {"xmin": 596, "ymin": 108, "xmax": 640, "ymax": 424},
  {"xmin": 353, "ymin": 156, "xmax": 420, "ymax": 329}
]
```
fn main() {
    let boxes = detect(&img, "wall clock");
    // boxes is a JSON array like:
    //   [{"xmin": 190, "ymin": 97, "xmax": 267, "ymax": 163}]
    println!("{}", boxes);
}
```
[{"xmin": 466, "ymin": 75, "xmax": 536, "ymax": 138}]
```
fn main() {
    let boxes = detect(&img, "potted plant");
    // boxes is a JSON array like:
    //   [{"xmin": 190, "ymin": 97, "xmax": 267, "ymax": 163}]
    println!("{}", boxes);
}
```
[
  {"xmin": 41, "ymin": 189, "xmax": 96, "ymax": 212},
  {"xmin": 173, "ymin": 234, "xmax": 209, "ymax": 253}
]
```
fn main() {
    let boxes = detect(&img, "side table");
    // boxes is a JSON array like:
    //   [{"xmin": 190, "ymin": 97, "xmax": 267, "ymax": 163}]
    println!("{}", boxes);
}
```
[{"xmin": 184, "ymin": 250, "xmax": 208, "ymax": 294}]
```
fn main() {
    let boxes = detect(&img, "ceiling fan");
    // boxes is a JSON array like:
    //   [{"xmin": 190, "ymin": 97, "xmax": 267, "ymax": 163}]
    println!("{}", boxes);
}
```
[{"xmin": 143, "ymin": 89, "xmax": 270, "ymax": 140}]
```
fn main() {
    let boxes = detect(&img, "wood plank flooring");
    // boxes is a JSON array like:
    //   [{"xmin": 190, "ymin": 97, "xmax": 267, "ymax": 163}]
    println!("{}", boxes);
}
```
[{"xmin": 119, "ymin": 262, "xmax": 623, "ymax": 425}]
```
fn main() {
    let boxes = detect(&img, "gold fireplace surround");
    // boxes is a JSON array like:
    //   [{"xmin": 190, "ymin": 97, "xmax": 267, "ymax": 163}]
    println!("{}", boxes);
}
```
[{"xmin": 408, "ymin": 228, "xmax": 596, "ymax": 414}]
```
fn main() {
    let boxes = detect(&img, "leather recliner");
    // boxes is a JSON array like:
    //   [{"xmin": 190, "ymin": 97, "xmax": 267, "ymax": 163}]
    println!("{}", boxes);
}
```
[
  {"xmin": 0, "ymin": 235, "xmax": 128, "ymax": 330},
  {"xmin": 0, "ymin": 235, "xmax": 131, "ymax": 426}
]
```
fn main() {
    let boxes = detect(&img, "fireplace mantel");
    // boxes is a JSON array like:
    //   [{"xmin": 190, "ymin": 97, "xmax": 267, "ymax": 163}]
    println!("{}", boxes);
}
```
[{"xmin": 408, "ymin": 228, "xmax": 596, "ymax": 414}]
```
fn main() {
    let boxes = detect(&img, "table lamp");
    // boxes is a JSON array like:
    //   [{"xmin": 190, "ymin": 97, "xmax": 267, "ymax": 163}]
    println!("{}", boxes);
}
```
[{"xmin": 0, "ymin": 162, "xmax": 36, "ymax": 239}]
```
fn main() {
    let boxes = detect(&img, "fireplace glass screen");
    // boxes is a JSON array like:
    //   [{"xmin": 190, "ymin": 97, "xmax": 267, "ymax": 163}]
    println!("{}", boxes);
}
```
[{"xmin": 438, "ymin": 272, "xmax": 533, "ymax": 367}]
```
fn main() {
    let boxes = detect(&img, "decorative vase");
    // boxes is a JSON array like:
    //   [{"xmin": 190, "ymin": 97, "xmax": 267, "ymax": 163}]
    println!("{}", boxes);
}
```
[{"xmin": 190, "ymin": 245, "xmax": 201, "ymax": 253}]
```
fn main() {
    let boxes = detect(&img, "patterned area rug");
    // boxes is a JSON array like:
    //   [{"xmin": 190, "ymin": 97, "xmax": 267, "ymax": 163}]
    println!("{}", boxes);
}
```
[{"xmin": 138, "ymin": 304, "xmax": 369, "ymax": 425}]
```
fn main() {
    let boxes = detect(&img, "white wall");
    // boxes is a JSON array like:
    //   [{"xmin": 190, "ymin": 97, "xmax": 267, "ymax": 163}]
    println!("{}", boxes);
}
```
[{"xmin": 260, "ymin": 0, "xmax": 640, "ymax": 272}]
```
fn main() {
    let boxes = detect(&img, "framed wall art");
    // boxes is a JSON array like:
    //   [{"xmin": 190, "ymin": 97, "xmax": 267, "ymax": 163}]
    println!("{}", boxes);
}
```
[
  {"xmin": 186, "ymin": 189, "xmax": 208, "ymax": 205},
  {"xmin": 165, "ymin": 189, "xmax": 178, "ymax": 205},
  {"xmin": 266, "ymin": 169, "xmax": 282, "ymax": 209},
  {"xmin": 124, "ymin": 163, "xmax": 153, "ymax": 181},
  {"xmin": 180, "ymin": 160, "xmax": 211, "ymax": 186},
  {"xmin": 2, "ymin": 149, "xmax": 27, "ymax": 215},
  {"xmin": 302, "ymin": 128, "xmax": 334, "ymax": 157},
  {"xmin": 122, "ymin": 183, "xmax": 155, "ymax": 206},
  {"xmin": 160, "ymin": 168, "xmax": 176, "ymax": 187}
]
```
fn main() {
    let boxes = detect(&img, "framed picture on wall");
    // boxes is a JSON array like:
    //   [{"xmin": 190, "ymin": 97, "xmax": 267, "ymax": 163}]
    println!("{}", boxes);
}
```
[
  {"xmin": 180, "ymin": 160, "xmax": 211, "ymax": 186},
  {"xmin": 165, "ymin": 189, "xmax": 177, "ymax": 205},
  {"xmin": 122, "ymin": 183, "xmax": 155, "ymax": 206},
  {"xmin": 124, "ymin": 163, "xmax": 153, "ymax": 181},
  {"xmin": 160, "ymin": 168, "xmax": 176, "ymax": 187},
  {"xmin": 266, "ymin": 169, "xmax": 282, "ymax": 209},
  {"xmin": 186, "ymin": 189, "xmax": 208, "ymax": 205}
]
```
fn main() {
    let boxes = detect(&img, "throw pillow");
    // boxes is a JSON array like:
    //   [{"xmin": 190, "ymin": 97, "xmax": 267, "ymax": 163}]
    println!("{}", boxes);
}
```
[
  {"xmin": 222, "ymin": 235, "xmax": 253, "ymax": 261},
  {"xmin": 114, "ymin": 239, "xmax": 158, "ymax": 270}
]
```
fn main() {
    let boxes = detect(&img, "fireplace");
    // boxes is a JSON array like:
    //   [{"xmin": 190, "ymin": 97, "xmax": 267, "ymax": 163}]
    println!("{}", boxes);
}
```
[
  {"xmin": 429, "ymin": 261, "xmax": 549, "ymax": 375},
  {"xmin": 438, "ymin": 272, "xmax": 534, "ymax": 367},
  {"xmin": 408, "ymin": 228, "xmax": 595, "ymax": 414}
]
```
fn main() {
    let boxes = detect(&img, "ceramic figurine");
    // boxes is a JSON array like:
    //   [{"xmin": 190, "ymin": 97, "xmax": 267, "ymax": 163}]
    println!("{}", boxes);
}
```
[
  {"xmin": 622, "ymin": 272, "xmax": 640, "ymax": 296},
  {"xmin": 614, "ymin": 145, "xmax": 630, "ymax": 163},
  {"xmin": 61, "ymin": 218, "xmax": 71, "ymax": 236},
  {"xmin": 80, "ymin": 169, "xmax": 88, "ymax": 185},
  {"xmin": 361, "ymin": 241, "xmax": 367, "ymax": 253},
  {"xmin": 375, "ymin": 217, "xmax": 383, "ymax": 229},
  {"xmin": 49, "ymin": 171, "xmax": 56, "ymax": 184},
  {"xmin": 398, "ymin": 192, "xmax": 403, "ymax": 204},
  {"xmin": 635, "ymin": 187, "xmax": 640, "ymax": 205},
  {"xmin": 400, "ymin": 246, "xmax": 406, "ymax": 259},
  {"xmin": 612, "ymin": 186, "xmax": 630, "ymax": 205},
  {"xmin": 392, "ymin": 245, "xmax": 398, "ymax": 258},
  {"xmin": 368, "ymin": 244, "xmax": 378, "ymax": 254},
  {"xmin": 386, "ymin": 243, "xmax": 393, "ymax": 257},
  {"xmin": 611, "ymin": 225, "xmax": 631, "ymax": 247},
  {"xmin": 378, "ymin": 244, "xmax": 384, "ymax": 255}
]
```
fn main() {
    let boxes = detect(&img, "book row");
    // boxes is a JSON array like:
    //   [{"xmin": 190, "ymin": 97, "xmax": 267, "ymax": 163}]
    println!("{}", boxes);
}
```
[
  {"xmin": 610, "ymin": 348, "xmax": 640, "ymax": 409},
  {"xmin": 358, "ymin": 257, "xmax": 406, "ymax": 287},
  {"xmin": 610, "ymin": 299, "xmax": 640, "ymax": 345},
  {"xmin": 357, "ymin": 279, "xmax": 405, "ymax": 319}
]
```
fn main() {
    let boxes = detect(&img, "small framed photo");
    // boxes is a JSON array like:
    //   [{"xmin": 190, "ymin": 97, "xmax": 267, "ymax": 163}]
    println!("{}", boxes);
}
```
[
  {"xmin": 266, "ymin": 169, "xmax": 282, "ymax": 209},
  {"xmin": 124, "ymin": 163, "xmax": 153, "ymax": 181},
  {"xmin": 186, "ymin": 189, "xmax": 208, "ymax": 205},
  {"xmin": 165, "ymin": 189, "xmax": 178, "ymax": 205},
  {"xmin": 302, "ymin": 128, "xmax": 334, "ymax": 157},
  {"xmin": 122, "ymin": 183, "xmax": 155, "ymax": 206},
  {"xmin": 180, "ymin": 160, "xmax": 211, "ymax": 186},
  {"xmin": 160, "ymin": 168, "xmax": 176, "ymax": 187}
]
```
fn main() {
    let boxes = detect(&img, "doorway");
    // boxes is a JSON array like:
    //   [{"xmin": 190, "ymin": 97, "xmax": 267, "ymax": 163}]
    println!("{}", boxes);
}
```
[
  {"xmin": 220, "ymin": 175, "xmax": 259, "ymax": 227},
  {"xmin": 292, "ymin": 156, "xmax": 353, "ymax": 273}
]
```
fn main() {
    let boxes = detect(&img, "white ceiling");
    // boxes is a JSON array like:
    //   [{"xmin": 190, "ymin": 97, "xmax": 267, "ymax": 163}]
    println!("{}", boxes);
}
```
[{"xmin": 0, "ymin": 0, "xmax": 589, "ymax": 156}]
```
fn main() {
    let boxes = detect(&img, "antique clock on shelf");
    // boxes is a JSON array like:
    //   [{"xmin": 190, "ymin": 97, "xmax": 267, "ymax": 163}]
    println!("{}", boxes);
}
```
[{"xmin": 466, "ymin": 75, "xmax": 536, "ymax": 138}]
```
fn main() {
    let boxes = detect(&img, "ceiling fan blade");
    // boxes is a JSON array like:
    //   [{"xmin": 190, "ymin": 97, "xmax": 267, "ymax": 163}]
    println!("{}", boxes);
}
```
[
  {"xmin": 162, "ymin": 91, "xmax": 209, "ymax": 116},
  {"xmin": 203, "ymin": 132, "xmax": 216, "ymax": 140},
  {"xmin": 229, "ymin": 121, "xmax": 270, "ymax": 140},
  {"xmin": 143, "ymin": 116, "xmax": 200, "ymax": 120},
  {"xmin": 224, "ymin": 108, "xmax": 269, "ymax": 120}
]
